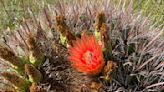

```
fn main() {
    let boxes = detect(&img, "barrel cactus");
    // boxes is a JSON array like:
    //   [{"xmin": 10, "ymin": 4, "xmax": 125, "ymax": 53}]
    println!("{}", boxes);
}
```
[{"xmin": 0, "ymin": 0, "xmax": 163, "ymax": 92}]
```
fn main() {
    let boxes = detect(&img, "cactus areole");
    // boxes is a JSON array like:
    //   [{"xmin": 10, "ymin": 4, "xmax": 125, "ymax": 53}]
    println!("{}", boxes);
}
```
[{"xmin": 68, "ymin": 35, "xmax": 104, "ymax": 75}]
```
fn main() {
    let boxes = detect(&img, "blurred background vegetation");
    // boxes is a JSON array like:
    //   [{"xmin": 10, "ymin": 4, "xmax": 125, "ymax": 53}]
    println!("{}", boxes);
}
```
[{"xmin": 0, "ymin": 0, "xmax": 163, "ymax": 32}]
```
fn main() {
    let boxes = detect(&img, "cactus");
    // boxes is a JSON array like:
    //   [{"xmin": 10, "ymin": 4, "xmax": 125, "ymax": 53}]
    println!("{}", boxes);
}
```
[{"xmin": 0, "ymin": 0, "xmax": 163, "ymax": 92}]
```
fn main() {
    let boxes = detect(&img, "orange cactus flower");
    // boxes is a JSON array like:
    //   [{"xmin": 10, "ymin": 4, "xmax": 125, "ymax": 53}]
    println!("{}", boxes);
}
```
[{"xmin": 68, "ymin": 35, "xmax": 104, "ymax": 75}]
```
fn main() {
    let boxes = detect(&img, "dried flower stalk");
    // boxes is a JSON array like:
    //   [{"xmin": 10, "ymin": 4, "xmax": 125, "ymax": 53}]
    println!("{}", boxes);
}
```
[
  {"xmin": 95, "ymin": 12, "xmax": 106, "ymax": 31},
  {"xmin": 25, "ymin": 64, "xmax": 42, "ymax": 83},
  {"xmin": 95, "ymin": 12, "xmax": 112, "ymax": 59},
  {"xmin": 0, "ymin": 45, "xmax": 22, "ymax": 69},
  {"xmin": 1, "ymin": 72, "xmax": 29, "ymax": 92},
  {"xmin": 26, "ymin": 36, "xmax": 45, "ymax": 67},
  {"xmin": 56, "ymin": 15, "xmax": 75, "ymax": 46}
]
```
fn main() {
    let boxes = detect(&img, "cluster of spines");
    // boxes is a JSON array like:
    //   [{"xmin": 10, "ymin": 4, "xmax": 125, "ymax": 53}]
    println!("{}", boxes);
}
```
[{"xmin": 0, "ymin": 34, "xmax": 45, "ymax": 92}]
